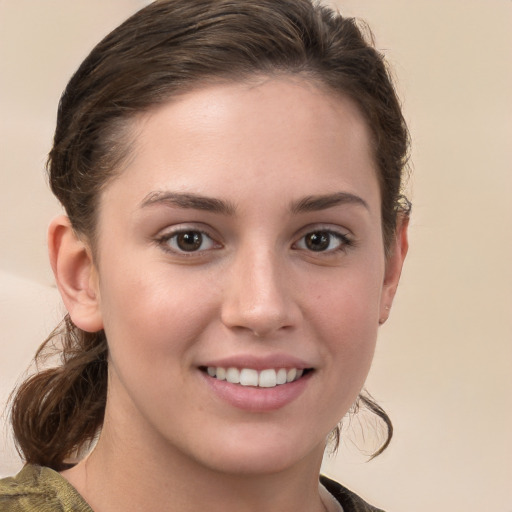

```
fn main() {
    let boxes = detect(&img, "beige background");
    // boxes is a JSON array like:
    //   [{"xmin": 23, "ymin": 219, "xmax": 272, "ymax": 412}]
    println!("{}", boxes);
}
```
[{"xmin": 1, "ymin": 1, "xmax": 511, "ymax": 510}]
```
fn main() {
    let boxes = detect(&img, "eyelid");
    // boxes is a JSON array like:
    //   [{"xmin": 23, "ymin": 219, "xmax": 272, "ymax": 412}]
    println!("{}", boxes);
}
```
[
  {"xmin": 155, "ymin": 224, "xmax": 222, "ymax": 255},
  {"xmin": 292, "ymin": 225, "xmax": 354, "ymax": 253}
]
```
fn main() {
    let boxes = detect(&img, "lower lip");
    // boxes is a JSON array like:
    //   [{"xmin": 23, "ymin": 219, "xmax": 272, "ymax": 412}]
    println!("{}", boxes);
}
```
[{"xmin": 201, "ymin": 371, "xmax": 311, "ymax": 412}]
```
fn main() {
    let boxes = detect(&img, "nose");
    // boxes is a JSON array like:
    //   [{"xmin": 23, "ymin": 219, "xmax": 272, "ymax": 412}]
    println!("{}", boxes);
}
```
[{"xmin": 220, "ymin": 246, "xmax": 301, "ymax": 338}]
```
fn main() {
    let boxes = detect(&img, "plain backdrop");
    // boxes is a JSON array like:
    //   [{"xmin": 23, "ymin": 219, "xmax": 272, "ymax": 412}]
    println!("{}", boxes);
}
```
[{"xmin": 1, "ymin": 1, "xmax": 511, "ymax": 511}]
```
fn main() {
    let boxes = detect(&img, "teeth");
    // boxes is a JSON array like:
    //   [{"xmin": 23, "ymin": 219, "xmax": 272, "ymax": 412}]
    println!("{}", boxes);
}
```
[
  {"xmin": 206, "ymin": 366, "xmax": 307, "ymax": 388},
  {"xmin": 239, "ymin": 369, "xmax": 258, "ymax": 386},
  {"xmin": 226, "ymin": 367, "xmax": 240, "ymax": 384},
  {"xmin": 259, "ymin": 369, "xmax": 277, "ymax": 388},
  {"xmin": 276, "ymin": 368, "xmax": 287, "ymax": 385},
  {"xmin": 286, "ymin": 368, "xmax": 297, "ymax": 383}
]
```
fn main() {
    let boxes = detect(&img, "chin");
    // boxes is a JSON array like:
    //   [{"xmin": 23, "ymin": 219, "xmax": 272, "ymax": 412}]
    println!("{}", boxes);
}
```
[{"xmin": 186, "ymin": 426, "xmax": 326, "ymax": 477}]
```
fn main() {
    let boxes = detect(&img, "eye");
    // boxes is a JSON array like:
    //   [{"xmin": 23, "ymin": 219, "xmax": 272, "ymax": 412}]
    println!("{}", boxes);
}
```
[
  {"xmin": 295, "ymin": 230, "xmax": 351, "ymax": 253},
  {"xmin": 159, "ymin": 229, "xmax": 218, "ymax": 253}
]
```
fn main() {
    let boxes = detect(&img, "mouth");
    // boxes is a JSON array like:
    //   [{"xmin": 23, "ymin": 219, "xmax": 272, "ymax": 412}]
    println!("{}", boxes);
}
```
[{"xmin": 200, "ymin": 366, "xmax": 313, "ymax": 388}]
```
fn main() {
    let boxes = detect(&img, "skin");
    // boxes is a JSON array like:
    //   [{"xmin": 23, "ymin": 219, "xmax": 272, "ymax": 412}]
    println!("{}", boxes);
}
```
[{"xmin": 51, "ymin": 77, "xmax": 408, "ymax": 512}]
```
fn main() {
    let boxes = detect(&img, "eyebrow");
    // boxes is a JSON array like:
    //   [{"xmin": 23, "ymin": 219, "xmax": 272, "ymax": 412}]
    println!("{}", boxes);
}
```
[
  {"xmin": 140, "ymin": 191, "xmax": 237, "ymax": 215},
  {"xmin": 139, "ymin": 190, "xmax": 368, "ymax": 215},
  {"xmin": 290, "ymin": 192, "xmax": 369, "ymax": 214}
]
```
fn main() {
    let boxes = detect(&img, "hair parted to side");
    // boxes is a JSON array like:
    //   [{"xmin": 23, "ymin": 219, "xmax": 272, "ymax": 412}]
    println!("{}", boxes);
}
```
[{"xmin": 10, "ymin": 0, "xmax": 410, "ymax": 471}]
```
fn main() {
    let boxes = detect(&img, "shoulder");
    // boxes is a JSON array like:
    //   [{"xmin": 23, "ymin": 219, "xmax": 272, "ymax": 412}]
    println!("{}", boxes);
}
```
[
  {"xmin": 320, "ymin": 475, "xmax": 386, "ymax": 512},
  {"xmin": 0, "ymin": 464, "xmax": 92, "ymax": 512}
]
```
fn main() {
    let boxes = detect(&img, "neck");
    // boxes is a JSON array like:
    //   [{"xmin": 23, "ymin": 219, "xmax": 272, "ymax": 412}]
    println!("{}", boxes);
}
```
[{"xmin": 62, "ymin": 414, "xmax": 327, "ymax": 512}]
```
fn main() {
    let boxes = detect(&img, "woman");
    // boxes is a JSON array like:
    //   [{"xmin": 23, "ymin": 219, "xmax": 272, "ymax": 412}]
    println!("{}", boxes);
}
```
[{"xmin": 1, "ymin": 1, "xmax": 410, "ymax": 511}]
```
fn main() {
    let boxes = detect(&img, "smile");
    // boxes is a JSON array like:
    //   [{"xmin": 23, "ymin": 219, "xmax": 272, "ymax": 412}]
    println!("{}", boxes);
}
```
[{"xmin": 203, "ymin": 367, "xmax": 309, "ymax": 388}]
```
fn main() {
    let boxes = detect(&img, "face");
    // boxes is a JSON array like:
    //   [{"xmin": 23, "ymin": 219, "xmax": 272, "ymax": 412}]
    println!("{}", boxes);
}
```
[{"xmin": 87, "ymin": 77, "xmax": 401, "ymax": 476}]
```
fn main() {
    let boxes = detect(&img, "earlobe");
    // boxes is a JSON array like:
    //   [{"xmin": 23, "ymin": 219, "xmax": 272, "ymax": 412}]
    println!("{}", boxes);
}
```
[
  {"xmin": 48, "ymin": 215, "xmax": 103, "ymax": 333},
  {"xmin": 379, "ymin": 216, "xmax": 409, "ymax": 325}
]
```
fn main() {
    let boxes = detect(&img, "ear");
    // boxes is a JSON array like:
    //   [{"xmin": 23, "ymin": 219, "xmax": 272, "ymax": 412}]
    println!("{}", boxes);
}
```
[
  {"xmin": 48, "ymin": 215, "xmax": 103, "ymax": 332},
  {"xmin": 379, "ymin": 215, "xmax": 409, "ymax": 325}
]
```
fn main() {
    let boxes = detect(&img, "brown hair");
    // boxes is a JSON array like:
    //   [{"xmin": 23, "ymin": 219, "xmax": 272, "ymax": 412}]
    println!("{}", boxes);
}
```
[{"xmin": 10, "ymin": 0, "xmax": 410, "ymax": 471}]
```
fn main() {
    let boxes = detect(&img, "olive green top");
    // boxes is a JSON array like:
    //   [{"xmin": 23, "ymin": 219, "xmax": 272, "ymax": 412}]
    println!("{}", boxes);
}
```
[
  {"xmin": 0, "ymin": 465, "xmax": 384, "ymax": 512},
  {"xmin": 0, "ymin": 465, "xmax": 91, "ymax": 512}
]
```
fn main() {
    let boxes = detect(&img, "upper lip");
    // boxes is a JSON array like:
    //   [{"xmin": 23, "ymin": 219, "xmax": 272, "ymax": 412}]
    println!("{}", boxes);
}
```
[{"xmin": 199, "ymin": 354, "xmax": 314, "ymax": 371}]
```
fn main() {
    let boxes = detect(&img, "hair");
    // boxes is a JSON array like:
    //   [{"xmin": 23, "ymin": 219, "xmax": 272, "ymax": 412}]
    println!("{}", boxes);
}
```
[{"xmin": 10, "ymin": 0, "xmax": 410, "ymax": 471}]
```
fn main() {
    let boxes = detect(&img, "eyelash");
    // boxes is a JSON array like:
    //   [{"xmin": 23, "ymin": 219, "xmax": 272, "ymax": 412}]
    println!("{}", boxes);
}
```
[
  {"xmin": 155, "ymin": 227, "xmax": 353, "ymax": 256},
  {"xmin": 156, "ymin": 228, "xmax": 220, "ymax": 256},
  {"xmin": 293, "ymin": 229, "xmax": 353, "ymax": 254}
]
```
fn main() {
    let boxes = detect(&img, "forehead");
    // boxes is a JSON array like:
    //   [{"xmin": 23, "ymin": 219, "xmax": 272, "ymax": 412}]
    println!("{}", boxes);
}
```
[{"xmin": 103, "ymin": 77, "xmax": 379, "ymax": 213}]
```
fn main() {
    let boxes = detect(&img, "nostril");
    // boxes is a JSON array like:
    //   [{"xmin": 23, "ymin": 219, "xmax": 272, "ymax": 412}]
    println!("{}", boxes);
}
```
[
  {"xmin": 220, "ymin": 257, "xmax": 302, "ymax": 335},
  {"xmin": 221, "ymin": 303, "xmax": 298, "ymax": 338}
]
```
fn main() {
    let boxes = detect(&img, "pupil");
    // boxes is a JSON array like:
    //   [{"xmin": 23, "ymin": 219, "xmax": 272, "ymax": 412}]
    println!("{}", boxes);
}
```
[
  {"xmin": 177, "ymin": 232, "xmax": 202, "ymax": 251},
  {"xmin": 306, "ymin": 232, "xmax": 329, "ymax": 251}
]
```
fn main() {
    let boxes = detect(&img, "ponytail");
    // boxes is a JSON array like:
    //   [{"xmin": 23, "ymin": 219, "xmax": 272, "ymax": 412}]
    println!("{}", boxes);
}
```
[
  {"xmin": 331, "ymin": 389, "xmax": 393, "ymax": 458},
  {"xmin": 10, "ymin": 315, "xmax": 107, "ymax": 471}
]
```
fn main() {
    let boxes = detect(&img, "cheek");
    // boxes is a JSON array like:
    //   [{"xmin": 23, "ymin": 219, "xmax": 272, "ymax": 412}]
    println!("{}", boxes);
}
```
[
  {"xmin": 308, "ymin": 264, "xmax": 383, "ymax": 378},
  {"xmin": 97, "ymin": 261, "xmax": 217, "ymax": 370},
  {"xmin": 312, "ymin": 264, "xmax": 382, "ymax": 332},
  {"xmin": 98, "ymin": 267, "xmax": 218, "ymax": 426}
]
